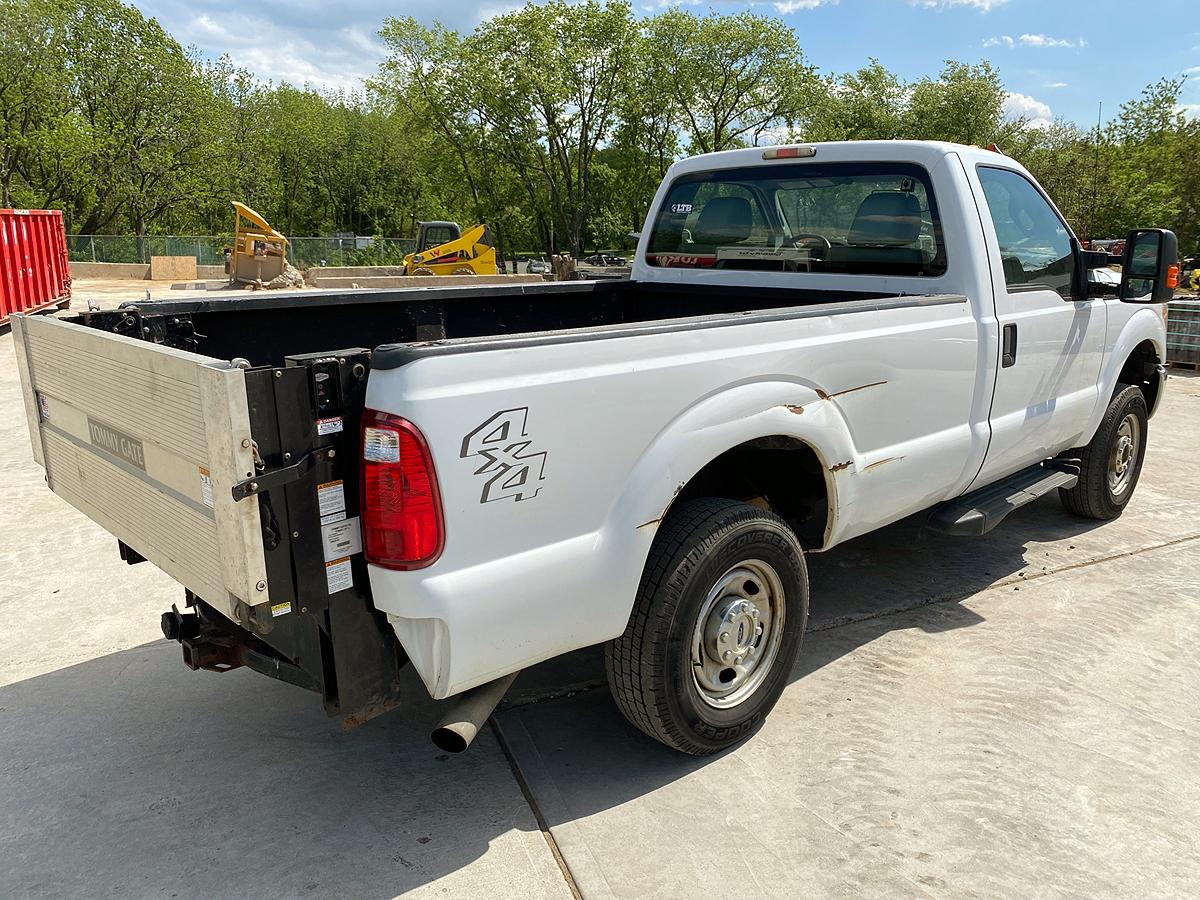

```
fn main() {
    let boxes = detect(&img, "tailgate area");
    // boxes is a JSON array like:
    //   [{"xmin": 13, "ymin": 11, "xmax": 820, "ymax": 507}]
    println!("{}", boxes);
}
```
[
  {"xmin": 13, "ymin": 310, "xmax": 405, "ymax": 724},
  {"xmin": 13, "ymin": 313, "xmax": 267, "ymax": 619}
]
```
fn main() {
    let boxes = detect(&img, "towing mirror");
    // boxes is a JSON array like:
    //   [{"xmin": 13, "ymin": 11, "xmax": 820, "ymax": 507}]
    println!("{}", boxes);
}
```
[
  {"xmin": 1119, "ymin": 228, "xmax": 1178, "ymax": 303},
  {"xmin": 1077, "ymin": 247, "xmax": 1119, "ymax": 298}
]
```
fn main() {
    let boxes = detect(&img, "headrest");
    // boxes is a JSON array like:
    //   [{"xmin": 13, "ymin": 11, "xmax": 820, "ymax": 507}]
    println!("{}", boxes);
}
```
[
  {"xmin": 848, "ymin": 191, "xmax": 923, "ymax": 246},
  {"xmin": 692, "ymin": 196, "xmax": 753, "ymax": 245}
]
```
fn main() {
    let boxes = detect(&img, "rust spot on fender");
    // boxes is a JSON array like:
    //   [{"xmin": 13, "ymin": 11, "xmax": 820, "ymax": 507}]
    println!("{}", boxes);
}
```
[
  {"xmin": 864, "ymin": 456, "xmax": 903, "ymax": 471},
  {"xmin": 638, "ymin": 483, "xmax": 685, "ymax": 531},
  {"xmin": 783, "ymin": 404, "xmax": 804, "ymax": 415},
  {"xmin": 829, "ymin": 460, "xmax": 853, "ymax": 473},
  {"xmin": 814, "ymin": 388, "xmax": 831, "ymax": 401},
  {"xmin": 828, "ymin": 380, "xmax": 887, "ymax": 399}
]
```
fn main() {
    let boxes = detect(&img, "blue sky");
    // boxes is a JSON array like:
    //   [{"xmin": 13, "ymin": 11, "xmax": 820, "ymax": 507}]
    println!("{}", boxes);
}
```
[{"xmin": 133, "ymin": 0, "xmax": 1200, "ymax": 127}]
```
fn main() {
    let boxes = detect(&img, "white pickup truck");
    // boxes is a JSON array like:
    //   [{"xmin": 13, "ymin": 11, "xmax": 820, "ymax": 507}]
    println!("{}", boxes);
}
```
[{"xmin": 13, "ymin": 141, "xmax": 1178, "ymax": 755}]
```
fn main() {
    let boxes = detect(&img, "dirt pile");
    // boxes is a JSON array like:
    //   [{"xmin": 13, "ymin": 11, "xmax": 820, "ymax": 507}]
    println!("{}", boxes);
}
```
[{"xmin": 266, "ymin": 262, "xmax": 306, "ymax": 290}]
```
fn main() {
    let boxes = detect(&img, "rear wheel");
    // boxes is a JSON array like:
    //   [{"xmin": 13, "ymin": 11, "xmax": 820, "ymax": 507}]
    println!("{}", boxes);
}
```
[
  {"xmin": 1059, "ymin": 384, "xmax": 1148, "ymax": 520},
  {"xmin": 605, "ymin": 499, "xmax": 808, "ymax": 755}
]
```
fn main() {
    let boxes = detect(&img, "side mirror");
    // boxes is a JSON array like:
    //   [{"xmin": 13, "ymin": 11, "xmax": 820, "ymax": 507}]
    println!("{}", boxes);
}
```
[
  {"xmin": 1119, "ymin": 228, "xmax": 1178, "ymax": 303},
  {"xmin": 1073, "ymin": 239, "xmax": 1119, "ymax": 299}
]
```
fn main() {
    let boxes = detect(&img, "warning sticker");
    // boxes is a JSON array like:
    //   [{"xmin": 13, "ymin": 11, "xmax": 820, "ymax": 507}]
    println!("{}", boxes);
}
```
[
  {"xmin": 317, "ymin": 480, "xmax": 346, "ymax": 519},
  {"xmin": 198, "ymin": 467, "xmax": 214, "ymax": 508},
  {"xmin": 271, "ymin": 601, "xmax": 292, "ymax": 617},
  {"xmin": 316, "ymin": 416, "xmax": 344, "ymax": 436},
  {"xmin": 326, "ymin": 557, "xmax": 353, "ymax": 594},
  {"xmin": 321, "ymin": 516, "xmax": 362, "ymax": 562}
]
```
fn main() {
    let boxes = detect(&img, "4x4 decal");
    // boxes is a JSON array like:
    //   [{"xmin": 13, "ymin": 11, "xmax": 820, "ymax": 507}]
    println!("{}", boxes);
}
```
[{"xmin": 460, "ymin": 408, "xmax": 547, "ymax": 503}]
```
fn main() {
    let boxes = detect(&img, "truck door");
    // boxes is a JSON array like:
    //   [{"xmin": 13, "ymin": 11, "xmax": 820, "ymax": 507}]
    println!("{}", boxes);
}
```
[{"xmin": 969, "ymin": 164, "xmax": 1106, "ymax": 486}]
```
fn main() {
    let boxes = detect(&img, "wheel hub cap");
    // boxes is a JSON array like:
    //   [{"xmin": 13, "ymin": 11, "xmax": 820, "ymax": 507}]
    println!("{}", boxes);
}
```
[
  {"xmin": 705, "ymin": 597, "xmax": 761, "ymax": 663},
  {"xmin": 690, "ymin": 560, "xmax": 786, "ymax": 709},
  {"xmin": 1107, "ymin": 413, "xmax": 1141, "ymax": 497}
]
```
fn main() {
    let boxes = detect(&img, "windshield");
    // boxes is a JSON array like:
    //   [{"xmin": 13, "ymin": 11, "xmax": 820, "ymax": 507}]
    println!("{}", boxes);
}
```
[{"xmin": 646, "ymin": 162, "xmax": 946, "ymax": 277}]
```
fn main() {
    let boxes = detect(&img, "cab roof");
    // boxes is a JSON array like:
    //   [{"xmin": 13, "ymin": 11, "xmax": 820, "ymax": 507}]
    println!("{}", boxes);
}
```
[{"xmin": 668, "ymin": 140, "xmax": 1025, "ymax": 178}]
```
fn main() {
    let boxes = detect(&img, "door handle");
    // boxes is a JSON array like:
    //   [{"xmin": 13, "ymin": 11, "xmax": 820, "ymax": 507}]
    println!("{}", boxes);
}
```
[{"xmin": 1002, "ymin": 323, "xmax": 1018, "ymax": 368}]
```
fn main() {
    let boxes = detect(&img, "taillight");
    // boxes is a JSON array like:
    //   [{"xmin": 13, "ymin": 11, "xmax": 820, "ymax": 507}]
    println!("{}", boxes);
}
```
[{"xmin": 361, "ymin": 410, "xmax": 444, "ymax": 569}]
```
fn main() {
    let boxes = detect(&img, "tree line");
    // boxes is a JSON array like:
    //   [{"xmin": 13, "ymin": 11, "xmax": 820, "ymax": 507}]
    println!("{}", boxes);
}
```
[{"xmin": 2, "ymin": 0, "xmax": 1197, "ymax": 258}]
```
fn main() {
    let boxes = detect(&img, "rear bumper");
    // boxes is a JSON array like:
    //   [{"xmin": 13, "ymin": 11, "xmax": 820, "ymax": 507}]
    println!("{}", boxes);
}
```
[{"xmin": 369, "ymin": 529, "xmax": 648, "ymax": 699}]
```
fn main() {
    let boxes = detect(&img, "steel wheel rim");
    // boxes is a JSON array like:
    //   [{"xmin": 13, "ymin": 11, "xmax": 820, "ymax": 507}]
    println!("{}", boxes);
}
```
[
  {"xmin": 690, "ymin": 559, "xmax": 786, "ymax": 709},
  {"xmin": 1107, "ymin": 413, "xmax": 1141, "ymax": 497}
]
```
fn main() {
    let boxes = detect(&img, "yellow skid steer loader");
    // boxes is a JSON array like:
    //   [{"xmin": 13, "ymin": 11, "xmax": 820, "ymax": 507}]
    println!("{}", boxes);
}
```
[{"xmin": 403, "ymin": 221, "xmax": 498, "ymax": 276}]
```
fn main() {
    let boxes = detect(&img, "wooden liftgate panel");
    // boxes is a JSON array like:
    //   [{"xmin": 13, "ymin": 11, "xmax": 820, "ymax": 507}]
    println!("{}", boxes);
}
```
[{"xmin": 12, "ymin": 314, "xmax": 272, "ymax": 621}]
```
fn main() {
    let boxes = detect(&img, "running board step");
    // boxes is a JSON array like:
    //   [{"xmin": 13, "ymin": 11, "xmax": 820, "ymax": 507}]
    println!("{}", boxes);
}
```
[{"xmin": 927, "ymin": 463, "xmax": 1079, "ymax": 537}]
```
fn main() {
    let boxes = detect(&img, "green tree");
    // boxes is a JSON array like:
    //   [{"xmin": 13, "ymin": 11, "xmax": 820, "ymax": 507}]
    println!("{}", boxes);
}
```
[
  {"xmin": 0, "ymin": 0, "xmax": 76, "ymax": 209},
  {"xmin": 805, "ymin": 61, "xmax": 907, "ymax": 142},
  {"xmin": 904, "ymin": 61, "xmax": 1011, "ymax": 146},
  {"xmin": 644, "ymin": 10, "xmax": 814, "ymax": 154}
]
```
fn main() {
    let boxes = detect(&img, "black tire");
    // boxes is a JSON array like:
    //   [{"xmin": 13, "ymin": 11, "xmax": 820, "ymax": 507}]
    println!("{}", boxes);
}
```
[
  {"xmin": 1059, "ymin": 384, "xmax": 1149, "ymax": 520},
  {"xmin": 605, "ymin": 498, "xmax": 809, "ymax": 755}
]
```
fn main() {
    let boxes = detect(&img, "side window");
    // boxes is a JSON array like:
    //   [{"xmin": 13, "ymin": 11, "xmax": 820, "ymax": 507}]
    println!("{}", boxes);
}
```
[
  {"xmin": 977, "ymin": 166, "xmax": 1074, "ymax": 298},
  {"xmin": 423, "ymin": 226, "xmax": 455, "ymax": 248}
]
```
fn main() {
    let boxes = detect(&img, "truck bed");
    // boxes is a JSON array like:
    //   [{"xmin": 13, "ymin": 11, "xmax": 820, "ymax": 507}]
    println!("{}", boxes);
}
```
[{"xmin": 71, "ymin": 279, "xmax": 903, "ymax": 365}]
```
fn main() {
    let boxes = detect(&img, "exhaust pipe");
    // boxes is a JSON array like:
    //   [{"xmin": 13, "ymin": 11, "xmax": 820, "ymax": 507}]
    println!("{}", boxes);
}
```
[{"xmin": 431, "ymin": 672, "xmax": 519, "ymax": 753}]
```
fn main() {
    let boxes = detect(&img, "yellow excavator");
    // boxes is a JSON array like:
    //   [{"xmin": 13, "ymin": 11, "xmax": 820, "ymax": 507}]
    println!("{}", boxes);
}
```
[
  {"xmin": 403, "ymin": 221, "xmax": 498, "ymax": 276},
  {"xmin": 228, "ymin": 202, "xmax": 289, "ymax": 285}
]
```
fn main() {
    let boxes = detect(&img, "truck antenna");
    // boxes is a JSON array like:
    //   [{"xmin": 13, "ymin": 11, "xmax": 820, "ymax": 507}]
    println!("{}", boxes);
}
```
[{"xmin": 1086, "ymin": 100, "xmax": 1102, "ymax": 244}]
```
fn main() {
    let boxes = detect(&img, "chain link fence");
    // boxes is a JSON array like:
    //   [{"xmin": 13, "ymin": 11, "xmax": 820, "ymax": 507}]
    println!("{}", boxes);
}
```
[{"xmin": 67, "ymin": 235, "xmax": 417, "ymax": 269}]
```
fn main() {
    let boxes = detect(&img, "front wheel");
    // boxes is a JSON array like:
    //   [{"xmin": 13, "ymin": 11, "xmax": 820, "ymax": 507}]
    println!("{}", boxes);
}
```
[
  {"xmin": 1059, "ymin": 384, "xmax": 1149, "ymax": 520},
  {"xmin": 605, "ymin": 499, "xmax": 809, "ymax": 755}
]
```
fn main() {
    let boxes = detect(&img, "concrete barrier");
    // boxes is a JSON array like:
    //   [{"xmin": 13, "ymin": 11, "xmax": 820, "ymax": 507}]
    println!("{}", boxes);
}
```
[
  {"xmin": 304, "ymin": 265, "xmax": 408, "ymax": 284},
  {"xmin": 307, "ymin": 273, "xmax": 548, "ymax": 289},
  {"xmin": 70, "ymin": 261, "xmax": 225, "ymax": 280}
]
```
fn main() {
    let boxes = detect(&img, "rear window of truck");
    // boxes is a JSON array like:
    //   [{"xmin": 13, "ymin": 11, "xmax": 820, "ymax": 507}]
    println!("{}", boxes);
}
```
[{"xmin": 645, "ymin": 162, "xmax": 946, "ymax": 277}]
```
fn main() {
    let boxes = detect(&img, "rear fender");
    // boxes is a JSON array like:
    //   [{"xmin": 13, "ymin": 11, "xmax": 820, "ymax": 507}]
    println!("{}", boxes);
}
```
[{"xmin": 378, "ymin": 379, "xmax": 859, "ymax": 700}]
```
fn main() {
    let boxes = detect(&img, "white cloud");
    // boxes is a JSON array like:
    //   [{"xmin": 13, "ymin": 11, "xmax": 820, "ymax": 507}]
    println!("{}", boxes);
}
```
[
  {"xmin": 1003, "ymin": 91, "xmax": 1053, "ymax": 129},
  {"xmin": 774, "ymin": 0, "xmax": 835, "ymax": 11},
  {"xmin": 135, "ymin": 0, "xmax": 477, "ymax": 92},
  {"xmin": 1179, "ymin": 104, "xmax": 1200, "ymax": 120},
  {"xmin": 984, "ymin": 33, "xmax": 1086, "ymax": 49},
  {"xmin": 911, "ymin": 0, "xmax": 1010, "ymax": 11},
  {"xmin": 1184, "ymin": 66, "xmax": 1200, "ymax": 75},
  {"xmin": 1019, "ymin": 33, "xmax": 1085, "ymax": 48},
  {"xmin": 1045, "ymin": 81, "xmax": 1069, "ymax": 88}
]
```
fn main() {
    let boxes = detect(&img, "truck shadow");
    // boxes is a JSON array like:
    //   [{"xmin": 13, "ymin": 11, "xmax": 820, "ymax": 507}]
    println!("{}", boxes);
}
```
[
  {"xmin": 0, "ymin": 494, "xmax": 1112, "ymax": 898},
  {"xmin": 0, "ymin": 647, "xmax": 544, "ymax": 898}
]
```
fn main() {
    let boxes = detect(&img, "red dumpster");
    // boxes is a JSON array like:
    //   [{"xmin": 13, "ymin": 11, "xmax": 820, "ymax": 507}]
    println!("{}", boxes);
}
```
[{"xmin": 1, "ymin": 209, "xmax": 72, "ymax": 325}]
